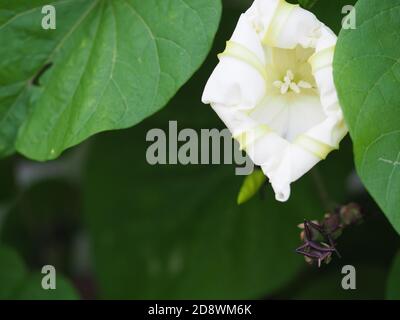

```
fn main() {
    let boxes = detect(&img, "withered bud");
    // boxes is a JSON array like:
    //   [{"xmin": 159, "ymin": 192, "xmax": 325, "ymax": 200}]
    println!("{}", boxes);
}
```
[
  {"xmin": 296, "ymin": 202, "xmax": 363, "ymax": 267},
  {"xmin": 322, "ymin": 213, "xmax": 341, "ymax": 233},
  {"xmin": 339, "ymin": 203, "xmax": 363, "ymax": 226},
  {"xmin": 298, "ymin": 220, "xmax": 321, "ymax": 242}
]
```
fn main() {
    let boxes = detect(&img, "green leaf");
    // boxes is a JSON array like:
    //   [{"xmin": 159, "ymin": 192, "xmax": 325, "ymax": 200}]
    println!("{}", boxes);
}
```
[
  {"xmin": 237, "ymin": 170, "xmax": 266, "ymax": 205},
  {"xmin": 386, "ymin": 251, "xmax": 400, "ymax": 300},
  {"xmin": 0, "ymin": 0, "xmax": 221, "ymax": 160},
  {"xmin": 16, "ymin": 273, "xmax": 78, "ymax": 300},
  {"xmin": 0, "ymin": 245, "xmax": 27, "ymax": 299},
  {"xmin": 84, "ymin": 112, "xmax": 354, "ymax": 299},
  {"xmin": 84, "ymin": 125, "xmax": 356, "ymax": 298},
  {"xmin": 0, "ymin": 245, "xmax": 78, "ymax": 299},
  {"xmin": 84, "ymin": 121, "xmax": 324, "ymax": 299},
  {"xmin": 334, "ymin": 0, "xmax": 400, "ymax": 234}
]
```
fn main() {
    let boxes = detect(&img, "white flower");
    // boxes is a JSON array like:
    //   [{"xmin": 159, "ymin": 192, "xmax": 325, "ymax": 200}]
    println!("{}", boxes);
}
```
[{"xmin": 202, "ymin": 0, "xmax": 348, "ymax": 202}]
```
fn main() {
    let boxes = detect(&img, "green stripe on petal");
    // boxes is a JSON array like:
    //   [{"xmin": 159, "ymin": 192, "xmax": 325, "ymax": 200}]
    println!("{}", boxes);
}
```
[
  {"xmin": 234, "ymin": 124, "xmax": 272, "ymax": 151},
  {"xmin": 262, "ymin": 0, "xmax": 298, "ymax": 47},
  {"xmin": 309, "ymin": 46, "xmax": 335, "ymax": 73},
  {"xmin": 294, "ymin": 134, "xmax": 337, "ymax": 160},
  {"xmin": 218, "ymin": 41, "xmax": 268, "ymax": 82}
]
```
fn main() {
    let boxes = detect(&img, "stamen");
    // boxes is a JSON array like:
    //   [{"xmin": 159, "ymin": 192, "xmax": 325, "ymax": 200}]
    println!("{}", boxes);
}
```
[
  {"xmin": 298, "ymin": 80, "xmax": 312, "ymax": 89},
  {"xmin": 281, "ymin": 82, "xmax": 289, "ymax": 94},
  {"xmin": 290, "ymin": 82, "xmax": 300, "ymax": 94},
  {"xmin": 274, "ymin": 70, "xmax": 313, "ymax": 95}
]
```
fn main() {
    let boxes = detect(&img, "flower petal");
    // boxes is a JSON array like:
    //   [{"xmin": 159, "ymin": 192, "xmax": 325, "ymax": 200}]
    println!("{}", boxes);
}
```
[
  {"xmin": 246, "ymin": 0, "xmax": 322, "ymax": 49},
  {"xmin": 202, "ymin": 15, "xmax": 267, "ymax": 110},
  {"xmin": 202, "ymin": 0, "xmax": 348, "ymax": 202},
  {"xmin": 249, "ymin": 94, "xmax": 325, "ymax": 142}
]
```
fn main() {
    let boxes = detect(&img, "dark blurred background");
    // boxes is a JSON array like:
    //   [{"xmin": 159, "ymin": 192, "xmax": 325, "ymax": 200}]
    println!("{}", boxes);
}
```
[{"xmin": 0, "ymin": 0, "xmax": 399, "ymax": 299}]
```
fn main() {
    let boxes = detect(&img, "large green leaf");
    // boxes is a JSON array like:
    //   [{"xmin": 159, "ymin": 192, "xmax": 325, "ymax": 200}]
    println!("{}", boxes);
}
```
[
  {"xmin": 0, "ymin": 245, "xmax": 27, "ymax": 299},
  {"xmin": 386, "ymin": 250, "xmax": 400, "ymax": 300},
  {"xmin": 81, "ymin": 99, "xmax": 359, "ymax": 299},
  {"xmin": 0, "ymin": 245, "xmax": 78, "ymax": 299},
  {"xmin": 0, "ymin": 0, "xmax": 221, "ymax": 160},
  {"xmin": 84, "ymin": 125, "xmax": 356, "ymax": 298},
  {"xmin": 16, "ymin": 273, "xmax": 78, "ymax": 300},
  {"xmin": 84, "ymin": 114, "xmax": 324, "ymax": 299},
  {"xmin": 334, "ymin": 0, "xmax": 400, "ymax": 234}
]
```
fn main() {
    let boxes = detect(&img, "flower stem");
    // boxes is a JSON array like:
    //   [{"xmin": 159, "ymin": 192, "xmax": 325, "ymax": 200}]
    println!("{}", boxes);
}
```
[{"xmin": 311, "ymin": 168, "xmax": 335, "ymax": 212}]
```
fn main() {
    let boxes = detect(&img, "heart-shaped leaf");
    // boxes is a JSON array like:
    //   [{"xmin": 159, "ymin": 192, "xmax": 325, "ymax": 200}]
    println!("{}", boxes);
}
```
[
  {"xmin": 334, "ymin": 0, "xmax": 400, "ymax": 234},
  {"xmin": 84, "ymin": 117, "xmax": 324, "ymax": 299},
  {"xmin": 0, "ymin": 246, "xmax": 27, "ymax": 299},
  {"xmin": 0, "ymin": 245, "xmax": 78, "ymax": 299},
  {"xmin": 0, "ymin": 0, "xmax": 221, "ymax": 160}
]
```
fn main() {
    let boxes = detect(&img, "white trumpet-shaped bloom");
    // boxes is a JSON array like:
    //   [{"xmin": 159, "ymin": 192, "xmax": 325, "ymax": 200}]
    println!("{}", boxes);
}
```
[{"xmin": 202, "ymin": 0, "xmax": 348, "ymax": 202}]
